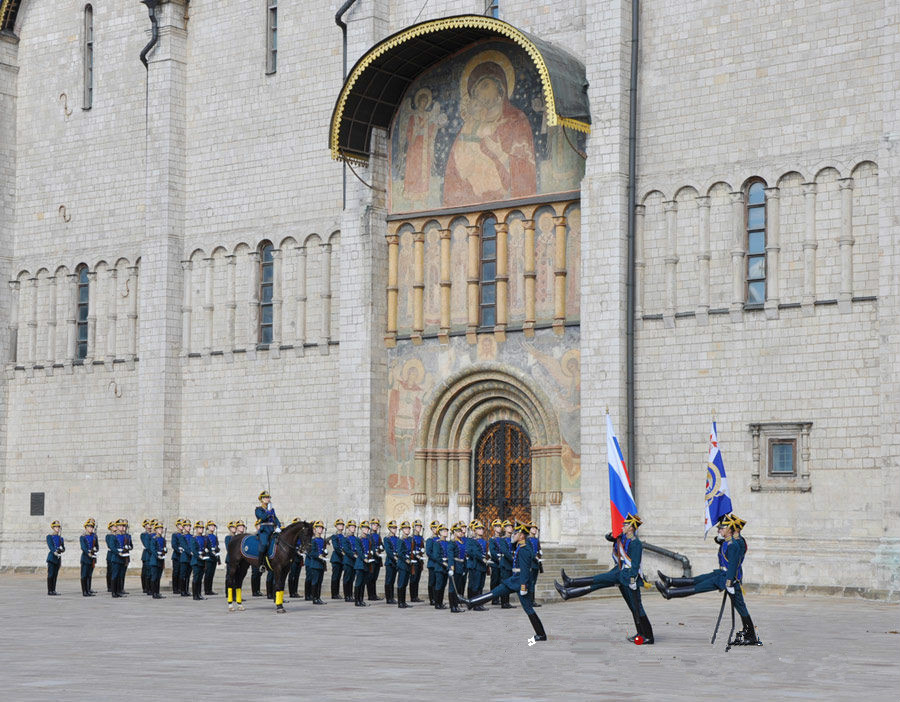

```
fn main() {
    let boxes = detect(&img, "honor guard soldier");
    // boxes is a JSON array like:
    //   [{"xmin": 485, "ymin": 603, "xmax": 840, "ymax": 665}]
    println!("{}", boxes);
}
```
[
  {"xmin": 431, "ymin": 524, "xmax": 451, "ymax": 610},
  {"xmin": 179, "ymin": 519, "xmax": 193, "ymax": 596},
  {"xmin": 140, "ymin": 519, "xmax": 153, "ymax": 595},
  {"xmin": 250, "ymin": 519, "xmax": 263, "ymax": 597},
  {"xmin": 394, "ymin": 521, "xmax": 412, "ymax": 609},
  {"xmin": 354, "ymin": 520, "xmax": 373, "ymax": 607},
  {"xmin": 527, "ymin": 523, "xmax": 543, "ymax": 607},
  {"xmin": 497, "ymin": 520, "xmax": 514, "ymax": 608},
  {"xmin": 450, "ymin": 522, "xmax": 468, "ymax": 610},
  {"xmin": 367, "ymin": 518, "xmax": 384, "ymax": 601},
  {"xmin": 656, "ymin": 513, "xmax": 759, "ymax": 646},
  {"xmin": 425, "ymin": 520, "xmax": 440, "ymax": 605},
  {"xmin": 79, "ymin": 518, "xmax": 98, "ymax": 596},
  {"xmin": 329, "ymin": 519, "xmax": 345, "ymax": 600},
  {"xmin": 254, "ymin": 490, "xmax": 281, "ymax": 572},
  {"xmin": 105, "ymin": 521, "xmax": 117, "ymax": 594},
  {"xmin": 46, "ymin": 520, "xmax": 64, "ymax": 596},
  {"xmin": 488, "ymin": 519, "xmax": 504, "ymax": 605},
  {"xmin": 189, "ymin": 520, "xmax": 209, "ymax": 601},
  {"xmin": 287, "ymin": 517, "xmax": 305, "ymax": 599},
  {"xmin": 108, "ymin": 519, "xmax": 126, "ymax": 597},
  {"xmin": 204, "ymin": 521, "xmax": 220, "ymax": 596},
  {"xmin": 120, "ymin": 519, "xmax": 134, "ymax": 593},
  {"xmin": 305, "ymin": 520, "xmax": 328, "ymax": 605},
  {"xmin": 465, "ymin": 521, "xmax": 490, "ymax": 609},
  {"xmin": 556, "ymin": 513, "xmax": 654, "ymax": 644},
  {"xmin": 170, "ymin": 519, "xmax": 183, "ymax": 595},
  {"xmin": 148, "ymin": 521, "xmax": 167, "ymax": 599},
  {"xmin": 459, "ymin": 524, "xmax": 548, "ymax": 642},
  {"xmin": 382, "ymin": 520, "xmax": 400, "ymax": 604},
  {"xmin": 409, "ymin": 519, "xmax": 426, "ymax": 602},
  {"xmin": 341, "ymin": 520, "xmax": 358, "ymax": 601}
]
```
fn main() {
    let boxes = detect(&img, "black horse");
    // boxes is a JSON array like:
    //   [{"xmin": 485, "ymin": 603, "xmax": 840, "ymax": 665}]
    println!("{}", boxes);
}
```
[{"xmin": 225, "ymin": 520, "xmax": 313, "ymax": 613}]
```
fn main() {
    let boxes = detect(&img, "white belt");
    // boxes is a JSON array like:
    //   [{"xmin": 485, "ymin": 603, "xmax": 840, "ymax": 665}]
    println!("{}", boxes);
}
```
[{"xmin": 512, "ymin": 568, "xmax": 521, "ymax": 573}]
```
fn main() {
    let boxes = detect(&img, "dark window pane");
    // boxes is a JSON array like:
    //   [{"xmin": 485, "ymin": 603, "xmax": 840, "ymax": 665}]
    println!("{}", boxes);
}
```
[
  {"xmin": 77, "ymin": 341, "xmax": 87, "ymax": 359},
  {"xmin": 747, "ymin": 207, "xmax": 765, "ymax": 231},
  {"xmin": 748, "ymin": 182, "xmax": 765, "ymax": 205},
  {"xmin": 260, "ymin": 326, "xmax": 273, "ymax": 344},
  {"xmin": 747, "ymin": 280, "xmax": 765, "ymax": 304},
  {"xmin": 77, "ymin": 324, "xmax": 88, "ymax": 342},
  {"xmin": 482, "ymin": 217, "xmax": 496, "ymax": 238},
  {"xmin": 481, "ymin": 283, "xmax": 496, "ymax": 304},
  {"xmin": 79, "ymin": 286, "xmax": 89, "ymax": 303},
  {"xmin": 747, "ymin": 255, "xmax": 766, "ymax": 280},
  {"xmin": 261, "ymin": 264, "xmax": 273, "ymax": 284},
  {"xmin": 481, "ymin": 261, "xmax": 496, "ymax": 281},
  {"xmin": 261, "ymin": 245, "xmax": 274, "ymax": 262},
  {"xmin": 261, "ymin": 305, "xmax": 273, "ymax": 325},
  {"xmin": 30, "ymin": 492, "xmax": 45, "ymax": 516},
  {"xmin": 771, "ymin": 442, "xmax": 794, "ymax": 473},
  {"xmin": 78, "ymin": 269, "xmax": 89, "ymax": 284},
  {"xmin": 748, "ymin": 230, "xmax": 765, "ymax": 254},
  {"xmin": 78, "ymin": 306, "xmax": 89, "ymax": 322},
  {"xmin": 260, "ymin": 284, "xmax": 273, "ymax": 303},
  {"xmin": 482, "ymin": 239, "xmax": 496, "ymax": 259},
  {"xmin": 481, "ymin": 307, "xmax": 495, "ymax": 327}
]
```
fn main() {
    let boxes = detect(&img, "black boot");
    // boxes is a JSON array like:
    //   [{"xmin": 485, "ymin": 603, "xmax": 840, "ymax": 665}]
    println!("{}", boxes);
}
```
[
  {"xmin": 193, "ymin": 579, "xmax": 205, "ymax": 601},
  {"xmin": 654, "ymin": 581, "xmax": 695, "ymax": 600},
  {"xmin": 459, "ymin": 591, "xmax": 493, "ymax": 610},
  {"xmin": 312, "ymin": 582, "xmax": 326, "ymax": 605},
  {"xmin": 734, "ymin": 615, "xmax": 760, "ymax": 645},
  {"xmin": 153, "ymin": 579, "xmax": 166, "ymax": 599},
  {"xmin": 657, "ymin": 570, "xmax": 694, "ymax": 588},
  {"xmin": 266, "ymin": 580, "xmax": 273, "ymax": 600},
  {"xmin": 501, "ymin": 593, "xmax": 513, "ymax": 609},
  {"xmin": 355, "ymin": 585, "xmax": 367, "ymax": 607},
  {"xmin": 367, "ymin": 580, "xmax": 382, "ymax": 601},
  {"xmin": 449, "ymin": 591, "xmax": 462, "ymax": 613},
  {"xmin": 636, "ymin": 615, "xmax": 654, "ymax": 644},
  {"xmin": 527, "ymin": 612, "xmax": 548, "ymax": 641},
  {"xmin": 434, "ymin": 586, "xmax": 447, "ymax": 609},
  {"xmin": 343, "ymin": 579, "xmax": 353, "ymax": 602},
  {"xmin": 410, "ymin": 581, "xmax": 422, "ymax": 603},
  {"xmin": 385, "ymin": 585, "xmax": 396, "ymax": 604},
  {"xmin": 427, "ymin": 584, "xmax": 434, "ymax": 606},
  {"xmin": 47, "ymin": 574, "xmax": 58, "ymax": 596},
  {"xmin": 555, "ymin": 581, "xmax": 593, "ymax": 601},
  {"xmin": 107, "ymin": 570, "xmax": 113, "ymax": 593},
  {"xmin": 331, "ymin": 575, "xmax": 341, "ymax": 600},
  {"xmin": 398, "ymin": 586, "xmax": 410, "ymax": 609},
  {"xmin": 560, "ymin": 568, "xmax": 593, "ymax": 588},
  {"xmin": 87, "ymin": 573, "xmax": 96, "ymax": 595}
]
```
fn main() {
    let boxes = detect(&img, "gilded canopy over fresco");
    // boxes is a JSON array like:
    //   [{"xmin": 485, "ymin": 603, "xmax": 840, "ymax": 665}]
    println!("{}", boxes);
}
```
[{"xmin": 389, "ymin": 40, "xmax": 586, "ymax": 215}]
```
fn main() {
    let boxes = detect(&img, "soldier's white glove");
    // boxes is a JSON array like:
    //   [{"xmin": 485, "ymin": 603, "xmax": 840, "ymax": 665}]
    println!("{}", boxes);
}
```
[
  {"xmin": 725, "ymin": 582, "xmax": 735, "ymax": 595},
  {"xmin": 448, "ymin": 569, "xmax": 454, "ymax": 576},
  {"xmin": 520, "ymin": 587, "xmax": 528, "ymax": 596},
  {"xmin": 629, "ymin": 579, "xmax": 637, "ymax": 591},
  {"xmin": 274, "ymin": 527, "xmax": 282, "ymax": 534}
]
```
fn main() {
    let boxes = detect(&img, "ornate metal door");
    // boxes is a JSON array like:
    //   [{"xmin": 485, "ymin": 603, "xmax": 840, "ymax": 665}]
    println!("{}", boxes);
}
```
[{"xmin": 474, "ymin": 421, "xmax": 531, "ymax": 526}]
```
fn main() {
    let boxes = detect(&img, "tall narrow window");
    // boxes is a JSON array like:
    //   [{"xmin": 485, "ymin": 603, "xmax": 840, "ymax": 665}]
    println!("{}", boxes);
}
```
[
  {"xmin": 259, "ymin": 242, "xmax": 274, "ymax": 345},
  {"xmin": 746, "ymin": 180, "xmax": 766, "ymax": 305},
  {"xmin": 83, "ymin": 5, "xmax": 93, "ymax": 109},
  {"xmin": 266, "ymin": 0, "xmax": 277, "ymax": 74},
  {"xmin": 76, "ymin": 265, "xmax": 89, "ymax": 360},
  {"xmin": 479, "ymin": 216, "xmax": 497, "ymax": 329}
]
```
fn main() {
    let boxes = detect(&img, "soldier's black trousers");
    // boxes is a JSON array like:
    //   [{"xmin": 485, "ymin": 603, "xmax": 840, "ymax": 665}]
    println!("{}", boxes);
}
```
[
  {"xmin": 467, "ymin": 569, "xmax": 486, "ymax": 597},
  {"xmin": 409, "ymin": 565, "xmax": 422, "ymax": 599},
  {"xmin": 204, "ymin": 558, "xmax": 217, "ymax": 594},
  {"xmin": 150, "ymin": 565, "xmax": 163, "ymax": 595},
  {"xmin": 396, "ymin": 568, "xmax": 409, "ymax": 589},
  {"xmin": 47, "ymin": 561, "xmax": 60, "ymax": 593},
  {"xmin": 384, "ymin": 562, "xmax": 398, "ymax": 591},
  {"xmin": 107, "ymin": 559, "xmax": 114, "ymax": 591},
  {"xmin": 308, "ymin": 568, "xmax": 323, "ymax": 588},
  {"xmin": 141, "ymin": 561, "xmax": 150, "ymax": 593},
  {"xmin": 367, "ymin": 561, "xmax": 381, "ymax": 599},
  {"xmin": 330, "ymin": 562, "xmax": 343, "ymax": 598},
  {"xmin": 354, "ymin": 567, "xmax": 367, "ymax": 589},
  {"xmin": 251, "ymin": 566, "xmax": 262, "ymax": 594},
  {"xmin": 490, "ymin": 564, "xmax": 501, "ymax": 602}
]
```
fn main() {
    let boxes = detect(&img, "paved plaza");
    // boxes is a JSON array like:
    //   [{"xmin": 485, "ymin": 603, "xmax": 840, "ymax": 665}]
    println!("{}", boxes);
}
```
[{"xmin": 2, "ymin": 572, "xmax": 898, "ymax": 701}]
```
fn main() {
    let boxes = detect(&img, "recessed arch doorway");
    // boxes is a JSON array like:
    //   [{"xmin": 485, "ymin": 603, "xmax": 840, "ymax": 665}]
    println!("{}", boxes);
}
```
[{"xmin": 474, "ymin": 420, "xmax": 532, "ymax": 526}]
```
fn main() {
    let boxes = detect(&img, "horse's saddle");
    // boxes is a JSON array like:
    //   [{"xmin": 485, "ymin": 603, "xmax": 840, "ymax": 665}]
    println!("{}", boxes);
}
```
[{"xmin": 241, "ymin": 535, "xmax": 277, "ymax": 560}]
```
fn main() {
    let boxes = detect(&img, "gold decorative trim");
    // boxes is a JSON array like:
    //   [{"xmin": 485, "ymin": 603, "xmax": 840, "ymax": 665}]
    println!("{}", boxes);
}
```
[
  {"xmin": 0, "ymin": 0, "xmax": 20, "ymax": 32},
  {"xmin": 330, "ymin": 14, "xmax": 591, "ymax": 163}
]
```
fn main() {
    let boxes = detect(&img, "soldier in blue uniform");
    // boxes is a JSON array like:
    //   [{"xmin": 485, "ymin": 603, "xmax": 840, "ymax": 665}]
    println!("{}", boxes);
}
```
[
  {"xmin": 170, "ymin": 519, "xmax": 182, "ymax": 594},
  {"xmin": 465, "ymin": 521, "xmax": 490, "ymax": 610},
  {"xmin": 250, "ymin": 519, "xmax": 263, "ymax": 596},
  {"xmin": 140, "ymin": 519, "xmax": 153, "ymax": 595},
  {"xmin": 148, "ymin": 520, "xmax": 167, "ymax": 599},
  {"xmin": 189, "ymin": 520, "xmax": 209, "ymax": 601},
  {"xmin": 204, "ymin": 520, "xmax": 220, "ymax": 596},
  {"xmin": 110, "ymin": 519, "xmax": 129, "ymax": 597},
  {"xmin": 254, "ymin": 490, "xmax": 281, "ymax": 572},
  {"xmin": 46, "ymin": 520, "xmax": 64, "ymax": 596},
  {"xmin": 425, "ymin": 520, "xmax": 440, "ymax": 605},
  {"xmin": 382, "ymin": 520, "xmax": 400, "ymax": 604},
  {"xmin": 105, "ymin": 521, "xmax": 118, "ymax": 596},
  {"xmin": 329, "ymin": 518, "xmax": 345, "ymax": 600},
  {"xmin": 121, "ymin": 519, "xmax": 134, "ymax": 594},
  {"xmin": 366, "ymin": 518, "xmax": 384, "ymax": 601},
  {"xmin": 431, "ymin": 524, "xmax": 451, "ymax": 610},
  {"xmin": 305, "ymin": 520, "xmax": 328, "ymax": 605},
  {"xmin": 354, "ymin": 520, "xmax": 374, "ymax": 607},
  {"xmin": 342, "ymin": 519, "xmax": 358, "ymax": 602},
  {"xmin": 555, "ymin": 513, "xmax": 654, "ymax": 644},
  {"xmin": 655, "ymin": 513, "xmax": 759, "ymax": 645},
  {"xmin": 178, "ymin": 519, "xmax": 192, "ymax": 596},
  {"xmin": 527, "ymin": 523, "xmax": 543, "ymax": 607},
  {"xmin": 408, "ymin": 519, "xmax": 426, "ymax": 602},
  {"xmin": 79, "ymin": 518, "xmax": 98, "ymax": 596},
  {"xmin": 395, "ymin": 520, "xmax": 413, "ymax": 609},
  {"xmin": 487, "ymin": 519, "xmax": 504, "ymax": 605},
  {"xmin": 450, "ymin": 522, "xmax": 467, "ymax": 611},
  {"xmin": 287, "ymin": 517, "xmax": 305, "ymax": 599},
  {"xmin": 497, "ymin": 519, "xmax": 514, "ymax": 608},
  {"xmin": 460, "ymin": 524, "xmax": 548, "ymax": 642}
]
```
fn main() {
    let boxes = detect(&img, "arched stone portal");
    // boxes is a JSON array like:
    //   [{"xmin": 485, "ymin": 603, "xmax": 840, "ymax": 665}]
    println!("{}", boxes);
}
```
[
  {"xmin": 413, "ymin": 365, "xmax": 563, "ymax": 539},
  {"xmin": 474, "ymin": 420, "xmax": 532, "ymax": 526}
]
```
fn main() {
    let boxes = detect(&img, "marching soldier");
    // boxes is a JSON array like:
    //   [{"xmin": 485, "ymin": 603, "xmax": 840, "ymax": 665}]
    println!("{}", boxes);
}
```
[
  {"xmin": 287, "ymin": 517, "xmax": 305, "ymax": 599},
  {"xmin": 497, "ymin": 519, "xmax": 514, "ymax": 608},
  {"xmin": 305, "ymin": 520, "xmax": 328, "ymax": 605},
  {"xmin": 148, "ymin": 521, "xmax": 167, "ymax": 600},
  {"xmin": 431, "ymin": 524, "xmax": 451, "ymax": 610},
  {"xmin": 395, "ymin": 520, "xmax": 413, "ymax": 609},
  {"xmin": 425, "ymin": 520, "xmax": 440, "ymax": 605},
  {"xmin": 204, "ymin": 521, "xmax": 220, "ymax": 596},
  {"xmin": 46, "ymin": 520, "xmax": 64, "ymax": 596},
  {"xmin": 488, "ymin": 519, "xmax": 504, "ymax": 605},
  {"xmin": 342, "ymin": 519, "xmax": 358, "ymax": 601},
  {"xmin": 255, "ymin": 490, "xmax": 282, "ymax": 572},
  {"xmin": 382, "ymin": 520, "xmax": 400, "ymax": 604},
  {"xmin": 409, "ymin": 519, "xmax": 426, "ymax": 603},
  {"xmin": 140, "ymin": 519, "xmax": 153, "ymax": 595},
  {"xmin": 329, "ymin": 518, "xmax": 345, "ymax": 600},
  {"xmin": 555, "ymin": 513, "xmax": 654, "ymax": 644},
  {"xmin": 367, "ymin": 517, "xmax": 384, "ymax": 601},
  {"xmin": 655, "ymin": 513, "xmax": 759, "ymax": 645},
  {"xmin": 527, "ymin": 523, "xmax": 543, "ymax": 607},
  {"xmin": 459, "ymin": 524, "xmax": 548, "ymax": 642},
  {"xmin": 465, "ymin": 521, "xmax": 490, "ymax": 609},
  {"xmin": 79, "ymin": 518, "xmax": 98, "ymax": 597}
]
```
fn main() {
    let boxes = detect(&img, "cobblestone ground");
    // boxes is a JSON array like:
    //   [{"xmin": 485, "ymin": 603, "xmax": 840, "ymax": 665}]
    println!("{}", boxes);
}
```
[{"xmin": 2, "ymin": 573, "xmax": 898, "ymax": 702}]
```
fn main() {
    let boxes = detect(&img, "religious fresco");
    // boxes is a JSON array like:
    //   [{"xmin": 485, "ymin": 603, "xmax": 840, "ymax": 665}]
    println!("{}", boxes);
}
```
[{"xmin": 389, "ymin": 41, "xmax": 586, "ymax": 215}]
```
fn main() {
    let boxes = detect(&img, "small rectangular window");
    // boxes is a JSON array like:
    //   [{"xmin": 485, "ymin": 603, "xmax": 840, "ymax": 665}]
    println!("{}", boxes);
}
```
[
  {"xmin": 769, "ymin": 440, "xmax": 796, "ymax": 475},
  {"xmin": 30, "ymin": 492, "xmax": 45, "ymax": 516},
  {"xmin": 266, "ymin": 0, "xmax": 278, "ymax": 74}
]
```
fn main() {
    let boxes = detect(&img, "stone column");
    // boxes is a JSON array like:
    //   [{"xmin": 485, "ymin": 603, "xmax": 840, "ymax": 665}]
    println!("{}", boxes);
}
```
[
  {"xmin": 729, "ymin": 191, "xmax": 745, "ymax": 320},
  {"xmin": 294, "ymin": 246, "xmax": 307, "ymax": 354},
  {"xmin": 385, "ymin": 234, "xmax": 399, "ymax": 346},
  {"xmin": 319, "ymin": 243, "xmax": 332, "ymax": 352},
  {"xmin": 801, "ymin": 182, "xmax": 818, "ymax": 314},
  {"xmin": 201, "ymin": 256, "xmax": 214, "ymax": 354},
  {"xmin": 27, "ymin": 277, "xmax": 38, "ymax": 366},
  {"xmin": 45, "ymin": 276, "xmax": 57, "ymax": 366},
  {"xmin": 246, "ymin": 250, "xmax": 260, "ymax": 354},
  {"xmin": 457, "ymin": 452, "xmax": 471, "ymax": 510},
  {"xmin": 439, "ymin": 228, "xmax": 451, "ymax": 343},
  {"xmin": 412, "ymin": 231, "xmax": 424, "ymax": 344},
  {"xmin": 523, "ymin": 219, "xmax": 536, "ymax": 337},
  {"xmin": 694, "ymin": 197, "xmax": 710, "ymax": 324},
  {"xmin": 436, "ymin": 455, "xmax": 449, "ymax": 511},
  {"xmin": 838, "ymin": 177, "xmax": 855, "ymax": 313},
  {"xmin": 466, "ymin": 225, "xmax": 479, "ymax": 343},
  {"xmin": 106, "ymin": 267, "xmax": 117, "ymax": 362},
  {"xmin": 552, "ymin": 215, "xmax": 567, "ymax": 334},
  {"xmin": 663, "ymin": 201, "xmax": 678, "ymax": 327},
  {"xmin": 412, "ymin": 450, "xmax": 427, "ymax": 508},
  {"xmin": 65, "ymin": 274, "xmax": 77, "ymax": 365},
  {"xmin": 224, "ymin": 255, "xmax": 236, "ymax": 354},
  {"xmin": 634, "ymin": 205, "xmax": 646, "ymax": 322},
  {"xmin": 127, "ymin": 265, "xmax": 139, "ymax": 361},
  {"xmin": 763, "ymin": 187, "xmax": 780, "ymax": 319},
  {"xmin": 85, "ymin": 271, "xmax": 97, "ymax": 364},
  {"xmin": 271, "ymin": 248, "xmax": 283, "ymax": 353},
  {"xmin": 6, "ymin": 280, "xmax": 19, "ymax": 364},
  {"xmin": 495, "ymin": 221, "xmax": 509, "ymax": 340},
  {"xmin": 180, "ymin": 260, "xmax": 192, "ymax": 356}
]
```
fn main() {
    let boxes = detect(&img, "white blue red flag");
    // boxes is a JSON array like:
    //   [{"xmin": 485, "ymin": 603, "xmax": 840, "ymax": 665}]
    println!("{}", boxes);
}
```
[
  {"xmin": 704, "ymin": 420, "xmax": 733, "ymax": 535},
  {"xmin": 607, "ymin": 413, "xmax": 637, "ymax": 537}
]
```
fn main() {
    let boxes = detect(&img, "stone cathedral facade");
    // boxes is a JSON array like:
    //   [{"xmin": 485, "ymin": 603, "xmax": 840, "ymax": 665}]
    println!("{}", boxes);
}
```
[{"xmin": 0, "ymin": 0, "xmax": 897, "ymax": 597}]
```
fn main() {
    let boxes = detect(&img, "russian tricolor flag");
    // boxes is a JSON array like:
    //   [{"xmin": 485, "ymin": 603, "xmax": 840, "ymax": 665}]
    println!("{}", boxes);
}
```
[{"xmin": 607, "ymin": 413, "xmax": 637, "ymax": 537}]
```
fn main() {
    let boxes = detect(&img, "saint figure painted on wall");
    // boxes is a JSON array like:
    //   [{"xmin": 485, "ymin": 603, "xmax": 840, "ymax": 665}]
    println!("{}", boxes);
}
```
[{"xmin": 402, "ymin": 88, "xmax": 445, "ymax": 200}]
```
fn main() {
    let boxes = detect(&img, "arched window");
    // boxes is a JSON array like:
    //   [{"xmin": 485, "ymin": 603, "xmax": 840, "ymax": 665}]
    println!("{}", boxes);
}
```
[
  {"xmin": 258, "ymin": 242, "xmax": 274, "ymax": 344},
  {"xmin": 83, "ymin": 5, "xmax": 93, "ymax": 109},
  {"xmin": 479, "ymin": 216, "xmax": 497, "ymax": 328},
  {"xmin": 76, "ymin": 265, "xmax": 90, "ymax": 360},
  {"xmin": 266, "ymin": 0, "xmax": 278, "ymax": 74},
  {"xmin": 746, "ymin": 180, "xmax": 766, "ymax": 305}
]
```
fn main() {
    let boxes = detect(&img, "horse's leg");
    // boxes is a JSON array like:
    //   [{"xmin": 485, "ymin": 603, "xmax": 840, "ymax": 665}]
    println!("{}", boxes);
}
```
[
  {"xmin": 226, "ymin": 560, "xmax": 236, "ymax": 611},
  {"xmin": 274, "ymin": 565, "xmax": 287, "ymax": 612},
  {"xmin": 235, "ymin": 560, "xmax": 248, "ymax": 611}
]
